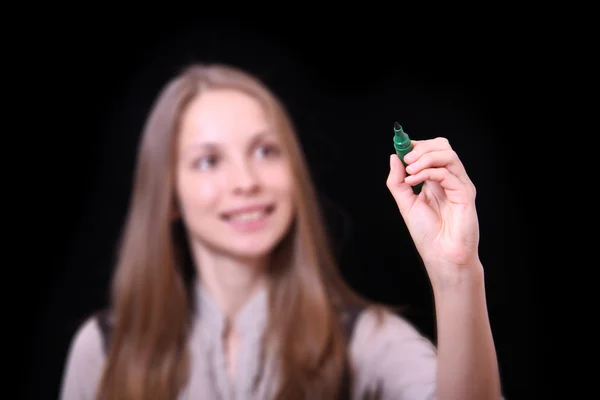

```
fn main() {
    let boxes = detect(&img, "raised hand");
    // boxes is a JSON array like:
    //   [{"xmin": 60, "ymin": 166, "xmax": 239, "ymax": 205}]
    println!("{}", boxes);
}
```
[{"xmin": 386, "ymin": 137, "xmax": 481, "ymax": 289}]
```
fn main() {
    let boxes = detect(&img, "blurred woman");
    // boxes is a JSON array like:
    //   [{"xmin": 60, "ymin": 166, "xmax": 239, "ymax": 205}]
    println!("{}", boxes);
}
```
[{"xmin": 60, "ymin": 63, "xmax": 502, "ymax": 400}]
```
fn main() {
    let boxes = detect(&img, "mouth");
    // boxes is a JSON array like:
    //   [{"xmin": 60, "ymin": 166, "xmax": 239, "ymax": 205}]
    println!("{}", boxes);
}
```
[{"xmin": 220, "ymin": 204, "xmax": 276, "ymax": 223}]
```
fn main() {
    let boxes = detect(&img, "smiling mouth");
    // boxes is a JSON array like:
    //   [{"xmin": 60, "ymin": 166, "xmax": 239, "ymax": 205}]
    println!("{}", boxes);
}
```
[{"xmin": 221, "ymin": 204, "xmax": 276, "ymax": 222}]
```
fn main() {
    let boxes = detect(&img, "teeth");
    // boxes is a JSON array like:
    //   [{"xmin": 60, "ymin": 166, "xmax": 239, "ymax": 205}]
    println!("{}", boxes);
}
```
[{"xmin": 229, "ymin": 210, "xmax": 265, "ymax": 222}]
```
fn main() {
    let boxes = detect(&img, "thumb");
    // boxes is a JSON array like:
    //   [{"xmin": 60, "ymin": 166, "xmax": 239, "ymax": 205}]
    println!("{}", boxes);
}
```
[{"xmin": 386, "ymin": 154, "xmax": 416, "ymax": 216}]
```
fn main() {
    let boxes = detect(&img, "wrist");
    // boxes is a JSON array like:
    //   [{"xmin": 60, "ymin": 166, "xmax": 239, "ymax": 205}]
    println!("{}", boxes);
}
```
[{"xmin": 427, "ymin": 258, "xmax": 485, "ymax": 294}]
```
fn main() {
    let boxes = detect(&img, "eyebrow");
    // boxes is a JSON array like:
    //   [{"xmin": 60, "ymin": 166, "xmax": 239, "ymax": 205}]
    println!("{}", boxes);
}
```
[
  {"xmin": 184, "ymin": 130, "xmax": 274, "ymax": 154},
  {"xmin": 247, "ymin": 130, "xmax": 275, "ymax": 147}
]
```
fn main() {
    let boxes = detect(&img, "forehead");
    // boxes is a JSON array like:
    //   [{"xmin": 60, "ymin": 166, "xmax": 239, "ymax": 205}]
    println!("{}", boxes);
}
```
[{"xmin": 179, "ymin": 89, "xmax": 269, "ymax": 146}]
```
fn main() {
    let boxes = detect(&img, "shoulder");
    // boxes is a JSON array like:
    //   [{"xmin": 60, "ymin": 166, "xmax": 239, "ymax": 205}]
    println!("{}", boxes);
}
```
[
  {"xmin": 351, "ymin": 306, "xmax": 436, "ymax": 350},
  {"xmin": 74, "ymin": 313, "xmax": 105, "ymax": 349},
  {"xmin": 59, "ymin": 313, "xmax": 106, "ymax": 400},
  {"xmin": 349, "ymin": 306, "xmax": 437, "ymax": 399}
]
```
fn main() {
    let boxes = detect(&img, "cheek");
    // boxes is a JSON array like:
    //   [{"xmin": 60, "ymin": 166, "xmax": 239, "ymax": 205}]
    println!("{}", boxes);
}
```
[
  {"xmin": 268, "ymin": 167, "xmax": 295, "ymax": 205},
  {"xmin": 177, "ymin": 173, "xmax": 221, "ymax": 213}
]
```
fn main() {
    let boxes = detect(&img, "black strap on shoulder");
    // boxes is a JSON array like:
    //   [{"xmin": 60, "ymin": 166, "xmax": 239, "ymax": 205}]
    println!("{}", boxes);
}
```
[
  {"xmin": 339, "ymin": 305, "xmax": 365, "ymax": 400},
  {"xmin": 95, "ymin": 309, "xmax": 114, "ymax": 354}
]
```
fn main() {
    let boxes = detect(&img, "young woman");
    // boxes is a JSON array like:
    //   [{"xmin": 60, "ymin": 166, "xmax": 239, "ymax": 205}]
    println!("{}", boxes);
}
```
[{"xmin": 59, "ymin": 64, "xmax": 502, "ymax": 399}]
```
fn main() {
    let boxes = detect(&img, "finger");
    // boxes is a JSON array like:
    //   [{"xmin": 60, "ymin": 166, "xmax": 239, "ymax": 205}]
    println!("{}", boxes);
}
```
[
  {"xmin": 404, "ymin": 167, "xmax": 474, "ymax": 204},
  {"xmin": 405, "ymin": 138, "xmax": 472, "ymax": 184},
  {"xmin": 386, "ymin": 154, "xmax": 417, "ymax": 214},
  {"xmin": 387, "ymin": 153, "xmax": 407, "ymax": 187},
  {"xmin": 405, "ymin": 137, "xmax": 452, "ymax": 161},
  {"xmin": 405, "ymin": 149, "xmax": 469, "ymax": 184}
]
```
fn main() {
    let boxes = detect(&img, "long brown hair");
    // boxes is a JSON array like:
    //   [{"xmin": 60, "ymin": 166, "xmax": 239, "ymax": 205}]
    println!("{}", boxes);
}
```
[{"xmin": 96, "ymin": 63, "xmax": 373, "ymax": 400}]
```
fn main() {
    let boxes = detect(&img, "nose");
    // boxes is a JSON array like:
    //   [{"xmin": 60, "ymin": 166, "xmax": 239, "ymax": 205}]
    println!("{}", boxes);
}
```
[{"xmin": 230, "ymin": 161, "xmax": 260, "ymax": 195}]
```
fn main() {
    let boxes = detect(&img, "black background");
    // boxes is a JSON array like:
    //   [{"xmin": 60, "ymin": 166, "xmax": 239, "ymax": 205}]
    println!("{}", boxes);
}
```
[{"xmin": 24, "ymin": 15, "xmax": 543, "ymax": 400}]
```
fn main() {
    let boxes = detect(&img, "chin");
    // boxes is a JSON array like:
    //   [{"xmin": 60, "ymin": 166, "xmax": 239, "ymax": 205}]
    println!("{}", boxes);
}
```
[
  {"xmin": 229, "ymin": 246, "xmax": 273, "ymax": 260},
  {"xmin": 225, "ymin": 233, "xmax": 285, "ymax": 260}
]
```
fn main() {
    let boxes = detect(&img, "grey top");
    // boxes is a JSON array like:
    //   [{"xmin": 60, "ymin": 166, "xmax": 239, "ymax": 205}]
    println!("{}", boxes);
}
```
[{"xmin": 59, "ymin": 286, "xmax": 438, "ymax": 399}]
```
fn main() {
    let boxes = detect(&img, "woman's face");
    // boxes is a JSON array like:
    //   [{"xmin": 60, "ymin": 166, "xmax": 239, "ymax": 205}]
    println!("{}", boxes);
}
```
[{"xmin": 175, "ymin": 88, "xmax": 295, "ymax": 260}]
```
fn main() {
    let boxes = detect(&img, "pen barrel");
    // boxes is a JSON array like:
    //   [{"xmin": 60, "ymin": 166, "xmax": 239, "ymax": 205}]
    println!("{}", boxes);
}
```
[{"xmin": 393, "ymin": 132, "xmax": 423, "ymax": 195}]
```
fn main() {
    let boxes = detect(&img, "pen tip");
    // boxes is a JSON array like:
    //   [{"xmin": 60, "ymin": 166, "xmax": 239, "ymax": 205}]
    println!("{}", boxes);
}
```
[{"xmin": 394, "ymin": 121, "xmax": 401, "ymax": 130}]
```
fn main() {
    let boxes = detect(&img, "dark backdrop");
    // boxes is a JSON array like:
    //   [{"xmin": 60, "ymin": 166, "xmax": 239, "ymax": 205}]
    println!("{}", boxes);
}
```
[{"xmin": 26, "ymin": 16, "xmax": 539, "ymax": 400}]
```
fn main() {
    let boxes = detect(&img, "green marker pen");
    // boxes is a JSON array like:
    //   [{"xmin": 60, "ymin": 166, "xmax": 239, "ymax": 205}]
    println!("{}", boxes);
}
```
[{"xmin": 393, "ymin": 121, "xmax": 423, "ymax": 195}]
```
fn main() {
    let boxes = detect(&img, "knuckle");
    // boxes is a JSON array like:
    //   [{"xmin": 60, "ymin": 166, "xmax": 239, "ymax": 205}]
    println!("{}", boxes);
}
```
[
  {"xmin": 419, "ymin": 153, "xmax": 431, "ymax": 166},
  {"xmin": 436, "ymin": 136, "xmax": 450, "ymax": 146}
]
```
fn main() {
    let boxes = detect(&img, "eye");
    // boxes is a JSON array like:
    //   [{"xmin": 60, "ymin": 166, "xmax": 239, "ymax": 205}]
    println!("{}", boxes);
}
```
[
  {"xmin": 255, "ymin": 143, "xmax": 281, "ymax": 159},
  {"xmin": 194, "ymin": 154, "xmax": 219, "ymax": 170}
]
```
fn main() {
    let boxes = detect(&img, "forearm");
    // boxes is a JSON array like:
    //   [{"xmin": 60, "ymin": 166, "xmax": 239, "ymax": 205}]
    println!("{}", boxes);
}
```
[{"xmin": 430, "ymin": 261, "xmax": 502, "ymax": 400}]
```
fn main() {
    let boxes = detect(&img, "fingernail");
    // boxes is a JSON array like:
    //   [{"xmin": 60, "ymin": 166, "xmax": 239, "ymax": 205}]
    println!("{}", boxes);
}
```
[{"xmin": 405, "ymin": 151, "xmax": 415, "ymax": 162}]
